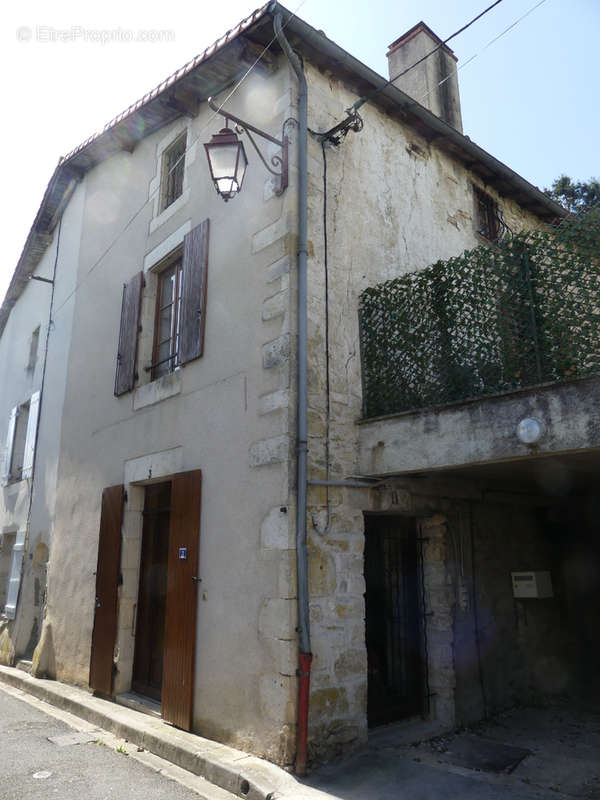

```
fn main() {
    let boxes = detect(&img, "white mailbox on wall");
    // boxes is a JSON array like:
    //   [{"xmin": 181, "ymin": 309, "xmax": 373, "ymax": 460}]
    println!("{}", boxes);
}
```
[{"xmin": 511, "ymin": 571, "xmax": 553, "ymax": 598}]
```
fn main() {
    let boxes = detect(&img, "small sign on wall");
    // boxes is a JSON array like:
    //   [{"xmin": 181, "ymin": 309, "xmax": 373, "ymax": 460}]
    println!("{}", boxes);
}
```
[
  {"xmin": 178, "ymin": 547, "xmax": 187, "ymax": 560},
  {"xmin": 511, "ymin": 571, "xmax": 553, "ymax": 598}
]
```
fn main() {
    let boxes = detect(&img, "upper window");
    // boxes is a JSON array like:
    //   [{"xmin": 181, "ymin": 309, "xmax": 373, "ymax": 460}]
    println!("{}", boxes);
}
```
[
  {"xmin": 475, "ymin": 188, "xmax": 500, "ymax": 242},
  {"xmin": 152, "ymin": 256, "xmax": 183, "ymax": 380},
  {"xmin": 27, "ymin": 326, "xmax": 40, "ymax": 372},
  {"xmin": 160, "ymin": 133, "xmax": 186, "ymax": 212},
  {"xmin": 2, "ymin": 391, "xmax": 40, "ymax": 485},
  {"xmin": 114, "ymin": 219, "xmax": 210, "ymax": 397},
  {"xmin": 9, "ymin": 403, "xmax": 30, "ymax": 483}
]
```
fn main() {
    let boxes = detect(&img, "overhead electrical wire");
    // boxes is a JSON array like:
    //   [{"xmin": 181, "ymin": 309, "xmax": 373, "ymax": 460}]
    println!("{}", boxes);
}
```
[
  {"xmin": 349, "ymin": 0, "xmax": 505, "ymax": 114},
  {"xmin": 314, "ymin": 0, "xmax": 550, "ymax": 535},
  {"xmin": 49, "ymin": 0, "xmax": 548, "ymax": 320},
  {"xmin": 412, "ymin": 0, "xmax": 549, "ymax": 111}
]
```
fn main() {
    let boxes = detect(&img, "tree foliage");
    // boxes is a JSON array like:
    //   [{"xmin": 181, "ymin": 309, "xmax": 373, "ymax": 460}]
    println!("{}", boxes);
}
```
[{"xmin": 545, "ymin": 175, "xmax": 600, "ymax": 213}]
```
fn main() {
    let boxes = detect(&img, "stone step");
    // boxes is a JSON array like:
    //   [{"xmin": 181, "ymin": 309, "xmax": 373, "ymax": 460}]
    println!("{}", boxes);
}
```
[{"xmin": 15, "ymin": 659, "xmax": 32, "ymax": 674}]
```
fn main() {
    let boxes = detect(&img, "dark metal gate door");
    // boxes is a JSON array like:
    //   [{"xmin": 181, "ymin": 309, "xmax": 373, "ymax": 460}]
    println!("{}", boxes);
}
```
[
  {"xmin": 89, "ymin": 485, "xmax": 124, "ymax": 696},
  {"xmin": 364, "ymin": 515, "xmax": 424, "ymax": 727},
  {"xmin": 161, "ymin": 470, "xmax": 202, "ymax": 731}
]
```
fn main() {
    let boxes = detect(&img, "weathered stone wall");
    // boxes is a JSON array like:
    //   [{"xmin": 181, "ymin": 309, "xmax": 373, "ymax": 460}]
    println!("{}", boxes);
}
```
[
  {"xmin": 302, "ymin": 60, "xmax": 547, "ymax": 762},
  {"xmin": 353, "ymin": 486, "xmax": 573, "ymax": 738}
]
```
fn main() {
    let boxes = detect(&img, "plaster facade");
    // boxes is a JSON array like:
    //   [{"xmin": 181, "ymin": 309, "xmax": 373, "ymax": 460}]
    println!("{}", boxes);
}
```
[
  {"xmin": 0, "ymin": 182, "xmax": 83, "ymax": 666},
  {"xmin": 27, "ymin": 65, "xmax": 303, "ymax": 765}
]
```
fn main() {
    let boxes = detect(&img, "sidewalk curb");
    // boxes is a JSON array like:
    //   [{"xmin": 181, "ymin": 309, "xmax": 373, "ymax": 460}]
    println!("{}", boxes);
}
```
[{"xmin": 0, "ymin": 665, "xmax": 296, "ymax": 800}]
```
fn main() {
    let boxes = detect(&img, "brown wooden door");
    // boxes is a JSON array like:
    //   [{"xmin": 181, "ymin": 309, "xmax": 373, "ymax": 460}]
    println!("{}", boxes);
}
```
[
  {"xmin": 161, "ymin": 470, "xmax": 202, "ymax": 730},
  {"xmin": 89, "ymin": 485, "xmax": 124, "ymax": 695},
  {"xmin": 132, "ymin": 482, "xmax": 171, "ymax": 701}
]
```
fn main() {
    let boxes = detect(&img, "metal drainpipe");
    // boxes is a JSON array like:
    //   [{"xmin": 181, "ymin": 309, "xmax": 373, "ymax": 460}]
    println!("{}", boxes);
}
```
[{"xmin": 273, "ymin": 10, "xmax": 312, "ymax": 777}]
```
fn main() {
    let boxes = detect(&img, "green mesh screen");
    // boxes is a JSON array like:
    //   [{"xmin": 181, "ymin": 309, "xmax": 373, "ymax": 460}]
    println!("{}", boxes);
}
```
[{"xmin": 359, "ymin": 212, "xmax": 600, "ymax": 418}]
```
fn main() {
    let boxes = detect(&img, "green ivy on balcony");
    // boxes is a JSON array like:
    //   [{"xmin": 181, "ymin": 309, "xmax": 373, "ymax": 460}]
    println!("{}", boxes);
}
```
[{"xmin": 359, "ymin": 211, "xmax": 600, "ymax": 419}]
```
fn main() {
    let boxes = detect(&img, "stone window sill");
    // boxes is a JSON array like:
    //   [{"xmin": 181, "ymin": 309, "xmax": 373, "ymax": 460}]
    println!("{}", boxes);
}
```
[{"xmin": 133, "ymin": 370, "xmax": 182, "ymax": 411}]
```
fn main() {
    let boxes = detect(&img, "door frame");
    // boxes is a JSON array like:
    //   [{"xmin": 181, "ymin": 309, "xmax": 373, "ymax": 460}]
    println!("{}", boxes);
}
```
[
  {"xmin": 98, "ymin": 466, "xmax": 202, "ymax": 732},
  {"xmin": 363, "ymin": 512, "xmax": 427, "ymax": 727}
]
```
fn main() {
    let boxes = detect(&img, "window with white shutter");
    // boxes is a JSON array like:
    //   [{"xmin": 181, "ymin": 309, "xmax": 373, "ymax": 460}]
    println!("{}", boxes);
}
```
[
  {"xmin": 22, "ymin": 390, "xmax": 40, "ymax": 480},
  {"xmin": 1, "ymin": 392, "xmax": 40, "ymax": 485},
  {"xmin": 1, "ymin": 407, "xmax": 17, "ymax": 486},
  {"xmin": 4, "ymin": 528, "xmax": 25, "ymax": 619}
]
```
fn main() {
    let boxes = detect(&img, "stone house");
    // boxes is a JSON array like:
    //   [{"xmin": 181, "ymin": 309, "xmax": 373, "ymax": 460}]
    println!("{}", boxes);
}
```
[{"xmin": 1, "ymin": 1, "xmax": 597, "ymax": 774}]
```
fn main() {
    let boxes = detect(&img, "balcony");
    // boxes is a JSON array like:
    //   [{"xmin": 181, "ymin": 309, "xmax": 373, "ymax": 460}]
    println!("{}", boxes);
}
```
[{"xmin": 359, "ymin": 212, "xmax": 600, "ymax": 421}]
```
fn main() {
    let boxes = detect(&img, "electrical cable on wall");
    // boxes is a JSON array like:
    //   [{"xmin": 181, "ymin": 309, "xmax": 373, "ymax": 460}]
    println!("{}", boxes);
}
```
[{"xmin": 311, "ymin": 140, "xmax": 332, "ymax": 536}]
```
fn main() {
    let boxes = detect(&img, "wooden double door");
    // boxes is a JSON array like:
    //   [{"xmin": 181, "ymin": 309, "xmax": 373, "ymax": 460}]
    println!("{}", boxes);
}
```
[{"xmin": 89, "ymin": 470, "xmax": 202, "ymax": 731}]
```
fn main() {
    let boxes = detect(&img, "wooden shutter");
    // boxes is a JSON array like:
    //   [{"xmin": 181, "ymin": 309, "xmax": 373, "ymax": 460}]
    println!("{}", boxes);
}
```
[
  {"xmin": 89, "ymin": 485, "xmax": 124, "ymax": 696},
  {"xmin": 114, "ymin": 271, "xmax": 143, "ymax": 396},
  {"xmin": 21, "ymin": 390, "xmax": 40, "ymax": 480},
  {"xmin": 1, "ymin": 407, "xmax": 17, "ymax": 486},
  {"xmin": 162, "ymin": 470, "xmax": 202, "ymax": 730},
  {"xmin": 179, "ymin": 220, "xmax": 209, "ymax": 365}
]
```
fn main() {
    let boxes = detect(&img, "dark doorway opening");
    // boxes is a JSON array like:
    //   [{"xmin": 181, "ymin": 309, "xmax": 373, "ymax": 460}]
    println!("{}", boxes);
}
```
[
  {"xmin": 364, "ymin": 514, "xmax": 424, "ymax": 727},
  {"xmin": 132, "ymin": 481, "xmax": 171, "ymax": 701}
]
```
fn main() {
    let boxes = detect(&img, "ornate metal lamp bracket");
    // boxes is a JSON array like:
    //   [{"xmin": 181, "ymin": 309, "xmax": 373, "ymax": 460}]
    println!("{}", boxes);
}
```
[{"xmin": 208, "ymin": 96, "xmax": 289, "ymax": 195}]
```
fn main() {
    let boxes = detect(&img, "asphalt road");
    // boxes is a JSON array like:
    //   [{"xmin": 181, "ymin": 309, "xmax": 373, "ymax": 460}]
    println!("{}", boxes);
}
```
[{"xmin": 0, "ymin": 686, "xmax": 213, "ymax": 800}]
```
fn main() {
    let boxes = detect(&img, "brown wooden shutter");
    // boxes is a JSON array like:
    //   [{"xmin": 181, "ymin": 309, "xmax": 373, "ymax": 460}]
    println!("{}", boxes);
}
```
[
  {"xmin": 89, "ymin": 485, "xmax": 124, "ymax": 696},
  {"xmin": 179, "ymin": 220, "xmax": 209, "ymax": 365},
  {"xmin": 162, "ymin": 470, "xmax": 202, "ymax": 730},
  {"xmin": 114, "ymin": 271, "xmax": 143, "ymax": 396}
]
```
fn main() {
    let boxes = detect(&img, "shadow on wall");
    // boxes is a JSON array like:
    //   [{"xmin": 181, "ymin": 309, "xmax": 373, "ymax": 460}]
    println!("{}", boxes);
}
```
[
  {"xmin": 549, "ymin": 496, "xmax": 600, "ymax": 700},
  {"xmin": 470, "ymin": 503, "xmax": 572, "ymax": 716}
]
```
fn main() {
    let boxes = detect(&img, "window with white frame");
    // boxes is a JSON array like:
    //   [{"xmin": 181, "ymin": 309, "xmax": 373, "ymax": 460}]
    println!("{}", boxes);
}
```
[
  {"xmin": 2, "ymin": 391, "xmax": 40, "ymax": 485},
  {"xmin": 10, "ymin": 402, "xmax": 29, "ymax": 481},
  {"xmin": 0, "ymin": 532, "xmax": 15, "ymax": 610},
  {"xmin": 152, "ymin": 253, "xmax": 184, "ymax": 380}
]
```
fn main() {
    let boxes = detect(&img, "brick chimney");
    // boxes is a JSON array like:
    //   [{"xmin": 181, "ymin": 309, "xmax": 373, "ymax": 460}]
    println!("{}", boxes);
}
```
[{"xmin": 387, "ymin": 22, "xmax": 463, "ymax": 133}]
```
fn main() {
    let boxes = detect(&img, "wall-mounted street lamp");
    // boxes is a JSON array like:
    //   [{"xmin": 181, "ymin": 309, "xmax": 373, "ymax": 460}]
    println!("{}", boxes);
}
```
[{"xmin": 204, "ymin": 96, "xmax": 288, "ymax": 201}]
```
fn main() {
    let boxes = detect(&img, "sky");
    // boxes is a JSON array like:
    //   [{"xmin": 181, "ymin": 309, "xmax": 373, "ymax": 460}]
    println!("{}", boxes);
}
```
[{"xmin": 1, "ymin": 0, "xmax": 598, "ymax": 302}]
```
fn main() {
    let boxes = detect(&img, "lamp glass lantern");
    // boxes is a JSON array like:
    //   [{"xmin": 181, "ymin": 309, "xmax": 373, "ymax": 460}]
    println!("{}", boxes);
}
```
[{"xmin": 204, "ymin": 127, "xmax": 248, "ymax": 201}]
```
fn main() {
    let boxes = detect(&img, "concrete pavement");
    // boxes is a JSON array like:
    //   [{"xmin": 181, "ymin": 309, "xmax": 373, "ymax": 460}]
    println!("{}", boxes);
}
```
[
  {"xmin": 1, "ymin": 665, "xmax": 596, "ymax": 800},
  {"xmin": 0, "ymin": 683, "xmax": 235, "ymax": 800}
]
